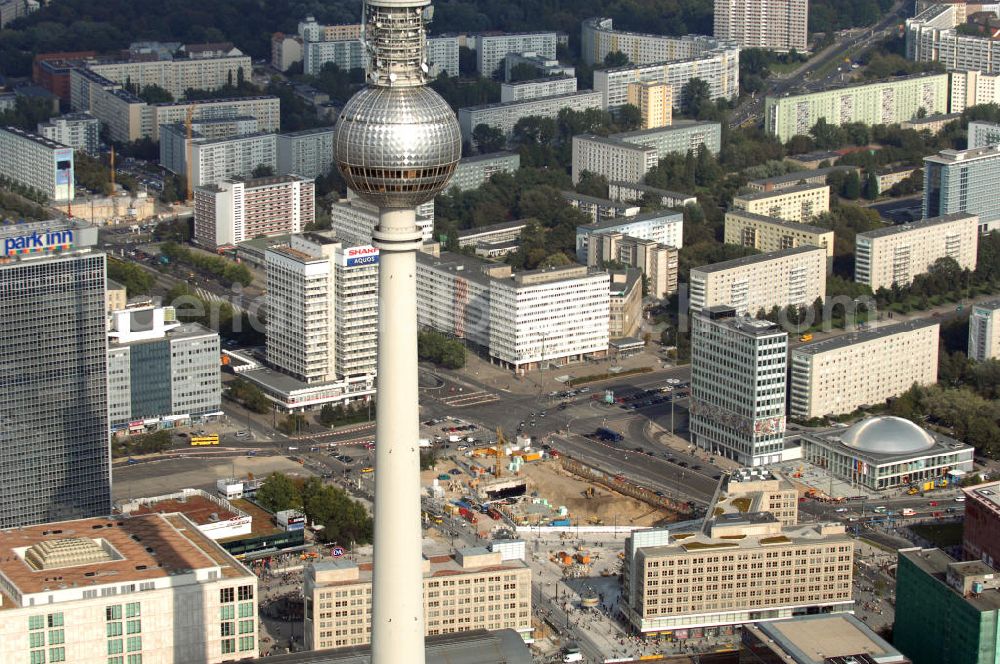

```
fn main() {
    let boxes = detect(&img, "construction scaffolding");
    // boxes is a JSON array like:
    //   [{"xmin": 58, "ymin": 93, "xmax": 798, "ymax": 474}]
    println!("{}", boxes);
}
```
[{"xmin": 560, "ymin": 456, "xmax": 695, "ymax": 518}]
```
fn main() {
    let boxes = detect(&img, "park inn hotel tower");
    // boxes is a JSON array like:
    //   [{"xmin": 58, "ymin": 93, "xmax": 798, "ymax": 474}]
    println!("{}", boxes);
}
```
[{"xmin": 0, "ymin": 219, "xmax": 110, "ymax": 528}]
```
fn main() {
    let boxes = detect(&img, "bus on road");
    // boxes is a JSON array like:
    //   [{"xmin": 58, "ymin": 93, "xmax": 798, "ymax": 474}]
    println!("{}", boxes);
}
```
[{"xmin": 191, "ymin": 435, "xmax": 220, "ymax": 446}]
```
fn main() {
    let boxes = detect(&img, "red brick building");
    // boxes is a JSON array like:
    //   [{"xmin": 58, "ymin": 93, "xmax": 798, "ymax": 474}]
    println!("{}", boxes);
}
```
[{"xmin": 963, "ymin": 480, "xmax": 1000, "ymax": 566}]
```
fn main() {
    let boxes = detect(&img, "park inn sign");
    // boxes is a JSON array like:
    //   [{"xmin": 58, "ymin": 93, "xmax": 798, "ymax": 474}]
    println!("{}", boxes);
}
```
[{"xmin": 3, "ymin": 228, "xmax": 75, "ymax": 257}]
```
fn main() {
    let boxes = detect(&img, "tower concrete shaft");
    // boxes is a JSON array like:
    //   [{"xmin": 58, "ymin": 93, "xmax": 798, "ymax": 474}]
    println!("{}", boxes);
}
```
[{"xmin": 371, "ymin": 208, "xmax": 425, "ymax": 663}]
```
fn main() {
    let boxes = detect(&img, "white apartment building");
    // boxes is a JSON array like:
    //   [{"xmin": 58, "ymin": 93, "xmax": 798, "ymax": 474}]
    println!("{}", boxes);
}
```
[
  {"xmin": 968, "ymin": 120, "xmax": 1000, "ymax": 149},
  {"xmin": 949, "ymin": 70, "xmax": 1000, "ymax": 114},
  {"xmin": 417, "ymin": 253, "xmax": 610, "ymax": 374},
  {"xmin": 499, "ymin": 76, "xmax": 577, "ymax": 103},
  {"xmin": 572, "ymin": 121, "xmax": 721, "ymax": 184},
  {"xmin": 575, "ymin": 209, "xmax": 684, "ymax": 262},
  {"xmin": 161, "ymin": 124, "xmax": 277, "ymax": 188},
  {"xmin": 504, "ymin": 52, "xmax": 576, "ymax": 81},
  {"xmin": 271, "ymin": 32, "xmax": 303, "ymax": 72},
  {"xmin": 732, "ymin": 183, "xmax": 830, "ymax": 223},
  {"xmin": 582, "ymin": 17, "xmax": 740, "ymax": 68},
  {"xmin": 0, "ymin": 0, "xmax": 37, "ymax": 28},
  {"xmin": 107, "ymin": 305, "xmax": 221, "ymax": 429},
  {"xmin": 87, "ymin": 53, "xmax": 251, "ymax": 101},
  {"xmin": 304, "ymin": 542, "xmax": 532, "ymax": 649},
  {"xmin": 790, "ymin": 320, "xmax": 940, "ymax": 420},
  {"xmin": 0, "ymin": 513, "xmax": 259, "ymax": 664},
  {"xmin": 426, "ymin": 36, "xmax": 461, "ymax": 78},
  {"xmin": 689, "ymin": 245, "xmax": 827, "ymax": 315},
  {"xmin": 622, "ymin": 521, "xmax": 853, "ymax": 635},
  {"xmin": 969, "ymin": 300, "xmax": 1000, "ymax": 362},
  {"xmin": 475, "ymin": 32, "xmax": 558, "ymax": 76},
  {"xmin": 854, "ymin": 213, "xmax": 979, "ymax": 291},
  {"xmin": 564, "ymin": 191, "xmax": 640, "ymax": 222},
  {"xmin": 458, "ymin": 90, "xmax": 604, "ymax": 144},
  {"xmin": 276, "ymin": 126, "xmax": 336, "ymax": 179},
  {"xmin": 264, "ymin": 232, "xmax": 378, "ymax": 390},
  {"xmin": 330, "ymin": 194, "xmax": 435, "ymax": 246},
  {"xmin": 303, "ymin": 39, "xmax": 365, "ymax": 76},
  {"xmin": 724, "ymin": 210, "xmax": 835, "ymax": 260},
  {"xmin": 586, "ymin": 233, "xmax": 679, "ymax": 299},
  {"xmin": 148, "ymin": 97, "xmax": 281, "ymax": 141},
  {"xmin": 193, "ymin": 174, "xmax": 314, "ymax": 248},
  {"xmin": 690, "ymin": 306, "xmax": 788, "ymax": 466},
  {"xmin": 37, "ymin": 112, "xmax": 100, "ymax": 155},
  {"xmin": 608, "ymin": 181, "xmax": 697, "ymax": 208},
  {"xmin": 907, "ymin": 4, "xmax": 1000, "ymax": 75},
  {"xmin": 627, "ymin": 81, "xmax": 672, "ymax": 129},
  {"xmin": 571, "ymin": 134, "xmax": 658, "ymax": 185},
  {"xmin": 447, "ymin": 151, "xmax": 520, "ymax": 192},
  {"xmin": 0, "ymin": 126, "xmax": 74, "ymax": 201},
  {"xmin": 297, "ymin": 17, "xmax": 363, "ymax": 43},
  {"xmin": 593, "ymin": 48, "xmax": 741, "ymax": 112},
  {"xmin": 713, "ymin": 0, "xmax": 808, "ymax": 52}
]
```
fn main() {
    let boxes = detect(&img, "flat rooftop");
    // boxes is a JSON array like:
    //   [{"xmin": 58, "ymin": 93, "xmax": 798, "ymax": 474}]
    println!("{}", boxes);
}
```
[
  {"xmin": 460, "ymin": 90, "xmax": 599, "ymax": 112},
  {"xmin": 752, "ymin": 613, "xmax": 905, "ymax": 663},
  {"xmin": 924, "ymin": 144, "xmax": 1000, "ymax": 164},
  {"xmin": 0, "ymin": 218, "xmax": 95, "ymax": 239},
  {"xmin": 562, "ymin": 191, "xmax": 635, "ymax": 208},
  {"xmin": 691, "ymin": 244, "xmax": 822, "ymax": 274},
  {"xmin": 279, "ymin": 126, "xmax": 335, "ymax": 137},
  {"xmin": 793, "ymin": 318, "xmax": 939, "ymax": 355},
  {"xmin": 697, "ymin": 307, "xmax": 785, "ymax": 336},
  {"xmin": 262, "ymin": 629, "xmax": 532, "ymax": 664},
  {"xmin": 748, "ymin": 166, "xmax": 854, "ymax": 187},
  {"xmin": 637, "ymin": 520, "xmax": 849, "ymax": 558},
  {"xmin": 900, "ymin": 548, "xmax": 1000, "ymax": 612},
  {"xmin": 725, "ymin": 208, "xmax": 831, "ymax": 235},
  {"xmin": 0, "ymin": 513, "xmax": 249, "ymax": 609},
  {"xmin": 734, "ymin": 182, "xmax": 828, "ymax": 202},
  {"xmin": 110, "ymin": 321, "xmax": 216, "ymax": 348},
  {"xmin": 584, "ymin": 208, "xmax": 683, "ymax": 232},
  {"xmin": 131, "ymin": 494, "xmax": 240, "ymax": 527},
  {"xmin": 312, "ymin": 551, "xmax": 528, "ymax": 588},
  {"xmin": 964, "ymin": 481, "xmax": 1000, "ymax": 513},
  {"xmin": 1, "ymin": 125, "xmax": 70, "ymax": 150},
  {"xmin": 457, "ymin": 150, "xmax": 518, "ymax": 164},
  {"xmin": 856, "ymin": 212, "xmax": 976, "ymax": 239},
  {"xmin": 456, "ymin": 219, "xmax": 528, "ymax": 238},
  {"xmin": 609, "ymin": 181, "xmax": 695, "ymax": 201},
  {"xmin": 614, "ymin": 119, "xmax": 719, "ymax": 142}
]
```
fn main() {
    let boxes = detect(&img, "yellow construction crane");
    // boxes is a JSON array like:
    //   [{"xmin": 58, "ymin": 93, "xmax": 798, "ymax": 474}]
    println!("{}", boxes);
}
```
[
  {"xmin": 185, "ymin": 106, "xmax": 194, "ymax": 203},
  {"xmin": 109, "ymin": 144, "xmax": 115, "ymax": 191}
]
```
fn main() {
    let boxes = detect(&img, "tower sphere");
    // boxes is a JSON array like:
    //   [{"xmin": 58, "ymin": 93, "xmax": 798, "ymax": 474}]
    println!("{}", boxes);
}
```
[{"xmin": 333, "ymin": 85, "xmax": 462, "ymax": 209}]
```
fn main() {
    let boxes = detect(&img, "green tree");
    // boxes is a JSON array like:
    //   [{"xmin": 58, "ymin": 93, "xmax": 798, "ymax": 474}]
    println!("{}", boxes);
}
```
[
  {"xmin": 617, "ymin": 103, "xmax": 642, "ymax": 131},
  {"xmin": 863, "ymin": 171, "xmax": 880, "ymax": 200},
  {"xmin": 471, "ymin": 123, "xmax": 506, "ymax": 153},
  {"xmin": 307, "ymin": 484, "xmax": 374, "ymax": 545},
  {"xmin": 107, "ymin": 257, "xmax": 154, "ymax": 296},
  {"xmin": 138, "ymin": 84, "xmax": 173, "ymax": 104},
  {"xmin": 603, "ymin": 51, "xmax": 629, "ymax": 67},
  {"xmin": 508, "ymin": 62, "xmax": 541, "ymax": 82},
  {"xmin": 251, "ymin": 164, "xmax": 275, "ymax": 178},
  {"xmin": 256, "ymin": 472, "xmax": 300, "ymax": 512},
  {"xmin": 842, "ymin": 171, "xmax": 861, "ymax": 200},
  {"xmin": 681, "ymin": 77, "xmax": 712, "ymax": 119}
]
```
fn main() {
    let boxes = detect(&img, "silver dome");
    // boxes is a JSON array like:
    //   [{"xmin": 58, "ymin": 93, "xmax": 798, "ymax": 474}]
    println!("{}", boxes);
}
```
[
  {"xmin": 333, "ymin": 85, "xmax": 462, "ymax": 209},
  {"xmin": 839, "ymin": 416, "xmax": 935, "ymax": 455}
]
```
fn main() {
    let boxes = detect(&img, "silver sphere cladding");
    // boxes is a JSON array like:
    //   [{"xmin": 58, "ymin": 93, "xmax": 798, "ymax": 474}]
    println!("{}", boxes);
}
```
[{"xmin": 333, "ymin": 86, "xmax": 462, "ymax": 209}]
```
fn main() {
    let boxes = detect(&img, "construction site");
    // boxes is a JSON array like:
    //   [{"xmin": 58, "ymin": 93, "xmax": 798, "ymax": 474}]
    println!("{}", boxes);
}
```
[{"xmin": 421, "ymin": 429, "xmax": 694, "ymax": 533}]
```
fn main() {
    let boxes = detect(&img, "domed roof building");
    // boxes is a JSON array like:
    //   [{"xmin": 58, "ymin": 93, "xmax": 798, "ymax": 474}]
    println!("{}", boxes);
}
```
[{"xmin": 798, "ymin": 415, "xmax": 974, "ymax": 491}]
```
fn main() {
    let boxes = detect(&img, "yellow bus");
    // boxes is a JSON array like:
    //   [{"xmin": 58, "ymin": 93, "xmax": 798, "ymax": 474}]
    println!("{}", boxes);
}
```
[{"xmin": 191, "ymin": 435, "xmax": 220, "ymax": 446}]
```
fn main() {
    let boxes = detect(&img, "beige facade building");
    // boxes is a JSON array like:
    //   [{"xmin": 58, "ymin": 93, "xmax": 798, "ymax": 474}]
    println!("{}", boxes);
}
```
[
  {"xmin": 689, "ymin": 245, "xmax": 827, "ymax": 315},
  {"xmin": 720, "ymin": 468, "xmax": 799, "ymax": 526},
  {"xmin": 107, "ymin": 278, "xmax": 128, "ymax": 313},
  {"xmin": 571, "ymin": 134, "xmax": 658, "ymax": 185},
  {"xmin": 587, "ymin": 232, "xmax": 678, "ymax": 299},
  {"xmin": 87, "ymin": 54, "xmax": 251, "ymax": 101},
  {"xmin": 713, "ymin": 0, "xmax": 808, "ymax": 52},
  {"xmin": 854, "ymin": 213, "xmax": 979, "ymax": 291},
  {"xmin": 724, "ymin": 210, "xmax": 835, "ymax": 260},
  {"xmin": 304, "ymin": 544, "xmax": 532, "ymax": 649},
  {"xmin": 732, "ymin": 183, "xmax": 830, "ymax": 223},
  {"xmin": 627, "ymin": 81, "xmax": 672, "ymax": 129},
  {"xmin": 790, "ymin": 319, "xmax": 940, "ymax": 420},
  {"xmin": 622, "ymin": 516, "xmax": 854, "ymax": 635},
  {"xmin": 609, "ymin": 268, "xmax": 643, "ymax": 338},
  {"xmin": 0, "ymin": 513, "xmax": 259, "ymax": 664}
]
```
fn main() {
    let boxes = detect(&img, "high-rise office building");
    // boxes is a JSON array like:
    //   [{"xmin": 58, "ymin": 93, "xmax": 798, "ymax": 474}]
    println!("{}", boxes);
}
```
[
  {"xmin": 969, "ymin": 300, "xmax": 1000, "ymax": 362},
  {"xmin": 713, "ymin": 0, "xmax": 808, "ymax": 52},
  {"xmin": 0, "ymin": 219, "xmax": 110, "ymax": 528},
  {"xmin": 193, "ymin": 175, "xmax": 314, "ymax": 248},
  {"xmin": 895, "ymin": 548, "xmax": 1000, "ymax": 664},
  {"xmin": 924, "ymin": 147, "xmax": 1000, "ymax": 233},
  {"xmin": 106, "ymin": 304, "xmax": 222, "ymax": 430},
  {"xmin": 690, "ymin": 306, "xmax": 787, "ymax": 466}
]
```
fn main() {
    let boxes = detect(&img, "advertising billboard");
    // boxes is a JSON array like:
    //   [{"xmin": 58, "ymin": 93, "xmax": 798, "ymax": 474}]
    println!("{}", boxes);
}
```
[{"xmin": 341, "ymin": 244, "xmax": 379, "ymax": 268}]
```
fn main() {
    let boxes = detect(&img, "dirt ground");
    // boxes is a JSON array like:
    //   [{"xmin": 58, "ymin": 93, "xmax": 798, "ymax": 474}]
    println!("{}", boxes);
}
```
[{"xmin": 516, "ymin": 460, "xmax": 678, "ymax": 527}]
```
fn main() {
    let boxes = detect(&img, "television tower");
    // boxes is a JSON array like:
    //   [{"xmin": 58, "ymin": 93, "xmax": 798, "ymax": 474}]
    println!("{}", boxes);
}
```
[{"xmin": 332, "ymin": 0, "xmax": 461, "ymax": 662}]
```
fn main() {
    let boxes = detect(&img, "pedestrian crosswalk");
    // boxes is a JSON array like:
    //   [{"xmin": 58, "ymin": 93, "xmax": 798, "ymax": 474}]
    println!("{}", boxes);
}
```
[
  {"xmin": 193, "ymin": 287, "xmax": 246, "ymax": 316},
  {"xmin": 438, "ymin": 390, "xmax": 500, "ymax": 408}
]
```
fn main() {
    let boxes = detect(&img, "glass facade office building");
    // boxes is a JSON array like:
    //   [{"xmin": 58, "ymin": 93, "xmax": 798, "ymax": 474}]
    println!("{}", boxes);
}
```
[
  {"xmin": 924, "ymin": 146, "xmax": 1000, "ymax": 233},
  {"xmin": 0, "ymin": 248, "xmax": 110, "ymax": 527}
]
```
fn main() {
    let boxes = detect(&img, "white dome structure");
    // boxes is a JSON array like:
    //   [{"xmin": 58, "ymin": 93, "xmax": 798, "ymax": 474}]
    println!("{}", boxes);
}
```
[{"xmin": 840, "ymin": 416, "xmax": 935, "ymax": 455}]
